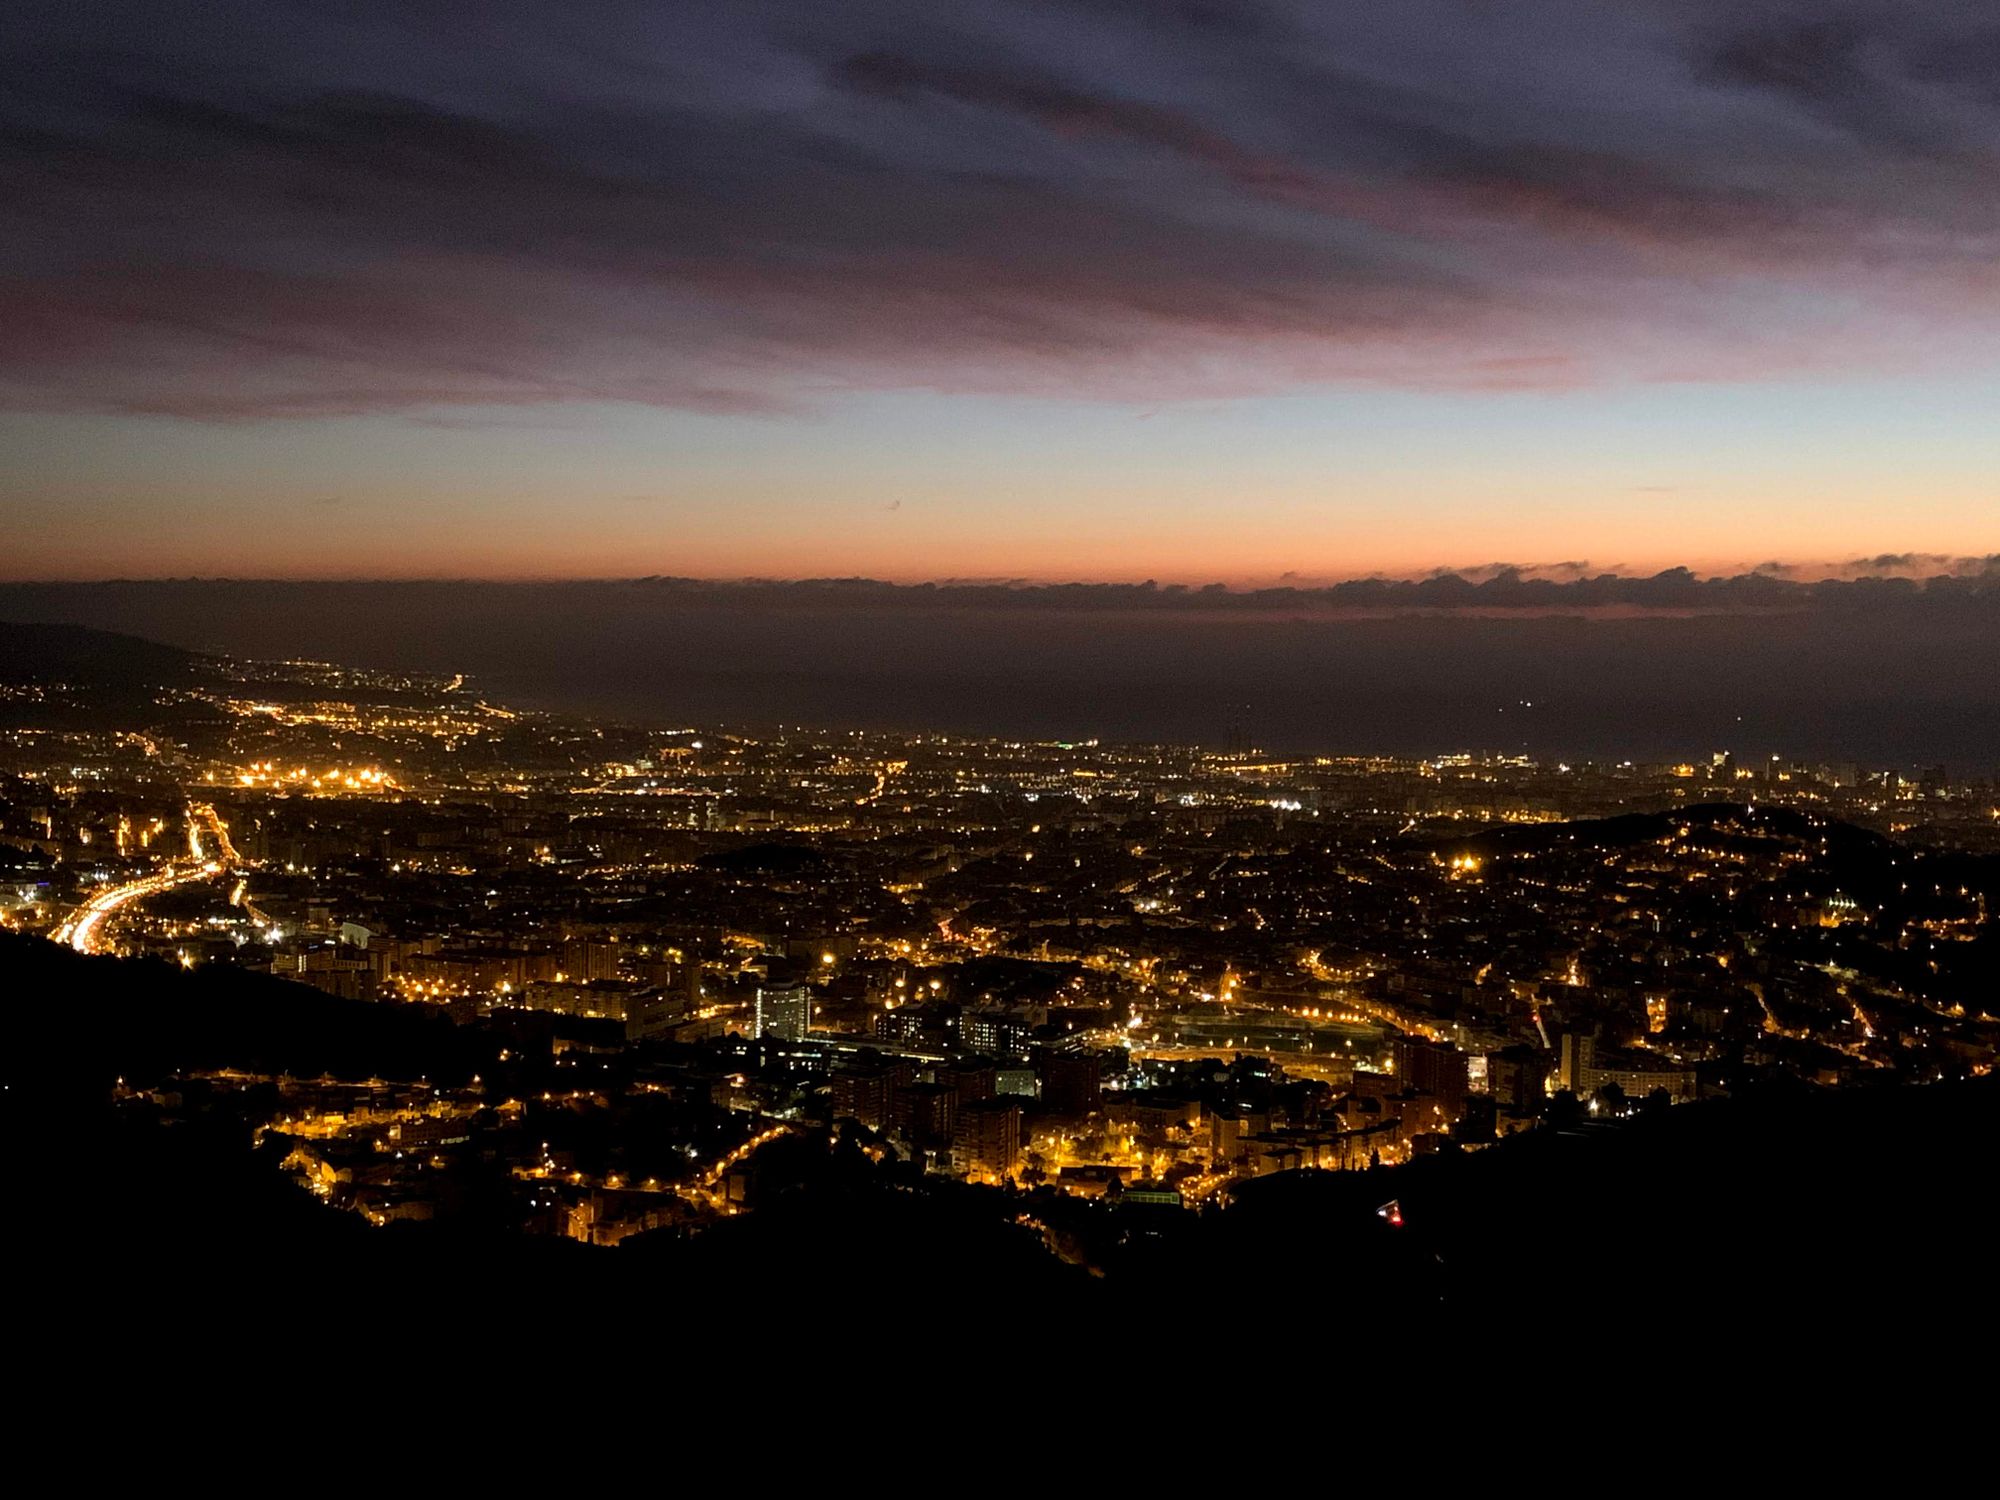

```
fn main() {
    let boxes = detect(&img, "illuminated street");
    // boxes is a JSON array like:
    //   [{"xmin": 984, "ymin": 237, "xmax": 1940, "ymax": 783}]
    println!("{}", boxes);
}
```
[{"xmin": 51, "ymin": 806, "xmax": 232, "ymax": 955}]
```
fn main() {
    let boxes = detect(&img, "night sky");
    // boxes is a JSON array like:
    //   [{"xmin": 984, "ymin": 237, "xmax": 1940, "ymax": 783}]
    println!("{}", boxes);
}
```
[{"xmin": 6, "ymin": 1, "xmax": 2000, "ymax": 581}]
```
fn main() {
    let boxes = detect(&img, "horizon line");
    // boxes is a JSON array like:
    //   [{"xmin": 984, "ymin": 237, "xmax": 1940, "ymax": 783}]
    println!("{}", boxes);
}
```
[{"xmin": 4, "ymin": 556, "xmax": 2000, "ymax": 591}]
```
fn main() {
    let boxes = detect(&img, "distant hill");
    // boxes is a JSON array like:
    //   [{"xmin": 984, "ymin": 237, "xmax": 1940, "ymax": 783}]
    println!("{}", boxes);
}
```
[
  {"xmin": 0, "ymin": 619, "xmax": 203, "ymax": 687},
  {"xmin": 0, "ymin": 619, "xmax": 210, "ymax": 730},
  {"xmin": 1426, "ymin": 801, "xmax": 1892, "ymax": 860}
]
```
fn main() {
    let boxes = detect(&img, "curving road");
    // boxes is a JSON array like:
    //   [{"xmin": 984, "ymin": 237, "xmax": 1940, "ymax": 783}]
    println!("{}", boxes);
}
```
[{"xmin": 51, "ymin": 803, "xmax": 234, "ymax": 955}]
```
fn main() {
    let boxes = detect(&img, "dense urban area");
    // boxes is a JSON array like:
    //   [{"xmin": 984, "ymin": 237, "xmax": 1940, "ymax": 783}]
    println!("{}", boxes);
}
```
[{"xmin": 4, "ymin": 622, "xmax": 1996, "ymax": 1284}]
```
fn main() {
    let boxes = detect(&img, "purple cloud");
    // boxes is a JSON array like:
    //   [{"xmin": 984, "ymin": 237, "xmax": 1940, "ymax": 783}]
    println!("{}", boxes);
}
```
[{"xmin": 6, "ymin": 1, "xmax": 2000, "ymax": 419}]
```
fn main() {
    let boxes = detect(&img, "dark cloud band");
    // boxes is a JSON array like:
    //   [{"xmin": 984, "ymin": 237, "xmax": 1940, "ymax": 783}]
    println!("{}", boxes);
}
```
[{"xmin": 5, "ymin": 1, "xmax": 2000, "ymax": 418}]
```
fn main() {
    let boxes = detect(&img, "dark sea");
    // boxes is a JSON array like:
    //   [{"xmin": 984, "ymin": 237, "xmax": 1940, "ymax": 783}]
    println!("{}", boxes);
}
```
[{"xmin": 4, "ymin": 580, "xmax": 1998, "ymax": 772}]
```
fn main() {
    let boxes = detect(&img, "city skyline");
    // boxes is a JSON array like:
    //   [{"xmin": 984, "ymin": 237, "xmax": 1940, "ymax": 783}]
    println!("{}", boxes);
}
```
[
  {"xmin": 8, "ymin": 2, "xmax": 2000, "ymax": 580},
  {"xmin": 5, "ymin": 616, "xmax": 1995, "ymax": 1358}
]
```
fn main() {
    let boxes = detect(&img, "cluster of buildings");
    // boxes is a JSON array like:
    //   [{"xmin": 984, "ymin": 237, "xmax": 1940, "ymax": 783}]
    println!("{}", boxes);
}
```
[{"xmin": 5, "ymin": 644, "xmax": 1997, "ymax": 1249}]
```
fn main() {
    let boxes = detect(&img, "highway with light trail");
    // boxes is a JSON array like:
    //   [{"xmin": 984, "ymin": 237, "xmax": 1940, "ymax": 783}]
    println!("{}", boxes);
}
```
[{"xmin": 51, "ymin": 804, "xmax": 236, "ymax": 955}]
